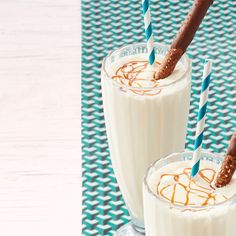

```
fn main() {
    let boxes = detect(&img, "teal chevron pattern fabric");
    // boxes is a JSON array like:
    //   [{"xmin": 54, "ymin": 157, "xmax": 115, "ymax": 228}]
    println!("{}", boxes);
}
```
[{"xmin": 82, "ymin": 0, "xmax": 236, "ymax": 235}]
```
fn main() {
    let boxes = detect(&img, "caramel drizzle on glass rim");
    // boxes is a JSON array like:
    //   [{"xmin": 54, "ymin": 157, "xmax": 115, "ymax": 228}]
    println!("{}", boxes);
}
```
[
  {"xmin": 112, "ymin": 60, "xmax": 161, "ymax": 96},
  {"xmin": 157, "ymin": 168, "xmax": 228, "ymax": 207}
]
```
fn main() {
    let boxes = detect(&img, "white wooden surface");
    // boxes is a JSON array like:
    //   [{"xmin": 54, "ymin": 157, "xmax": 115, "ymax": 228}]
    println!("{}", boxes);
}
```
[{"xmin": 0, "ymin": 1, "xmax": 81, "ymax": 235}]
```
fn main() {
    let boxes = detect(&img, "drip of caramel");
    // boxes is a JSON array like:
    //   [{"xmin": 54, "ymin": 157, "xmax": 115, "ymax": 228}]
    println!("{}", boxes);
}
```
[
  {"xmin": 112, "ymin": 61, "xmax": 161, "ymax": 96},
  {"xmin": 157, "ymin": 168, "xmax": 228, "ymax": 206}
]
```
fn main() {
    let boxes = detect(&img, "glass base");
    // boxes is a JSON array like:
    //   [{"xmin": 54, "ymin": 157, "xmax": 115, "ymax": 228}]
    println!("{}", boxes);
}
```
[{"xmin": 115, "ymin": 222, "xmax": 145, "ymax": 236}]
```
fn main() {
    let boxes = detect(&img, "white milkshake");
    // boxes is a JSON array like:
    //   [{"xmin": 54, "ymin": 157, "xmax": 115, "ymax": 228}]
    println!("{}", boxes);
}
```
[
  {"xmin": 101, "ymin": 43, "xmax": 191, "ymax": 233},
  {"xmin": 143, "ymin": 151, "xmax": 236, "ymax": 236}
]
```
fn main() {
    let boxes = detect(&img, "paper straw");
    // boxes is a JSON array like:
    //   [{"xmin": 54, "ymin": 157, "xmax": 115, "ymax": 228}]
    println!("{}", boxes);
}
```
[
  {"xmin": 142, "ymin": 0, "xmax": 155, "ymax": 65},
  {"xmin": 191, "ymin": 59, "xmax": 212, "ymax": 178}
]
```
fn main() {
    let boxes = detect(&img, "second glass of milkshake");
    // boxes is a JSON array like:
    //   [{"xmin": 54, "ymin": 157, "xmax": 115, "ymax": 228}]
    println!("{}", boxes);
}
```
[
  {"xmin": 143, "ymin": 151, "xmax": 236, "ymax": 236},
  {"xmin": 101, "ymin": 43, "xmax": 191, "ymax": 234}
]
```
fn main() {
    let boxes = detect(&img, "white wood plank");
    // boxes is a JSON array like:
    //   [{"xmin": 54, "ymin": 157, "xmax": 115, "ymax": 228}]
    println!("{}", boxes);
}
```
[{"xmin": 0, "ymin": 0, "xmax": 81, "ymax": 235}]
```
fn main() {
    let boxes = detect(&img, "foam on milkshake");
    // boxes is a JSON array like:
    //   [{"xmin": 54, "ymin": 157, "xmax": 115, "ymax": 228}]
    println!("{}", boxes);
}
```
[
  {"xmin": 147, "ymin": 160, "xmax": 236, "ymax": 207},
  {"xmin": 107, "ymin": 55, "xmax": 187, "ymax": 96}
]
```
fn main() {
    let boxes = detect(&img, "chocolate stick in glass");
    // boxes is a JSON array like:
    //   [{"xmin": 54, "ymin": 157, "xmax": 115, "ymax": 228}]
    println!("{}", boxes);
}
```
[{"xmin": 155, "ymin": 0, "xmax": 214, "ymax": 80}]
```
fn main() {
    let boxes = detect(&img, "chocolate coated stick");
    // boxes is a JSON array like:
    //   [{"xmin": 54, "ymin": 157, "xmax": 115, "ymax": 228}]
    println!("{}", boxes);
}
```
[
  {"xmin": 155, "ymin": 0, "xmax": 214, "ymax": 80},
  {"xmin": 215, "ymin": 131, "xmax": 236, "ymax": 188}
]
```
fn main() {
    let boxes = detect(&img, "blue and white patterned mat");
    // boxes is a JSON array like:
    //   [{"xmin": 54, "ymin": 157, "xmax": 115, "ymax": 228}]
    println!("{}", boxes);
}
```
[{"xmin": 82, "ymin": 0, "xmax": 236, "ymax": 234}]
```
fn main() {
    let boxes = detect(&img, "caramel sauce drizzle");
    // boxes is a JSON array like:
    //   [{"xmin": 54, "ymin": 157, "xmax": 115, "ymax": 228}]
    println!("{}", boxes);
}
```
[
  {"xmin": 112, "ymin": 61, "xmax": 161, "ymax": 96},
  {"xmin": 157, "ymin": 168, "xmax": 228, "ymax": 206}
]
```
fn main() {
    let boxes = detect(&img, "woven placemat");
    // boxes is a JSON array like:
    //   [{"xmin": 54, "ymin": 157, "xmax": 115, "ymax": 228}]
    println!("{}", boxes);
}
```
[{"xmin": 82, "ymin": 0, "xmax": 236, "ymax": 235}]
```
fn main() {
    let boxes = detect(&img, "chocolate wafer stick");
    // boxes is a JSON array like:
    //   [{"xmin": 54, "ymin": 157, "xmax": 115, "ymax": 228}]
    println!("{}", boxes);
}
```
[
  {"xmin": 155, "ymin": 0, "xmax": 214, "ymax": 80},
  {"xmin": 215, "ymin": 131, "xmax": 236, "ymax": 188}
]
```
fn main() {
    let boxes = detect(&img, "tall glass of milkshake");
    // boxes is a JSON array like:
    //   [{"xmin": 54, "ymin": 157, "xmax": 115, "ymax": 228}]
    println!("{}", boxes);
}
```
[
  {"xmin": 101, "ymin": 43, "xmax": 191, "ymax": 234},
  {"xmin": 143, "ymin": 151, "xmax": 236, "ymax": 236}
]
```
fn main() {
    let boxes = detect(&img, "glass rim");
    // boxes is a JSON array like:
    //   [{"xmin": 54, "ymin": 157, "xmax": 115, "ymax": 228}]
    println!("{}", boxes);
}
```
[
  {"xmin": 101, "ymin": 42, "xmax": 191, "ymax": 91},
  {"xmin": 143, "ymin": 151, "xmax": 236, "ymax": 211}
]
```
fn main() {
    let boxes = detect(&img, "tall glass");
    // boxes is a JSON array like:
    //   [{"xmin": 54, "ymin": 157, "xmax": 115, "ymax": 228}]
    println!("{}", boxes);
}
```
[
  {"xmin": 101, "ymin": 43, "xmax": 191, "ymax": 234},
  {"xmin": 143, "ymin": 151, "xmax": 236, "ymax": 236}
]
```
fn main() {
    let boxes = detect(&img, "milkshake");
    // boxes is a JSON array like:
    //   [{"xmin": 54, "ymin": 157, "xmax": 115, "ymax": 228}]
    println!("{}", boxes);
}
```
[
  {"xmin": 143, "ymin": 151, "xmax": 236, "ymax": 236},
  {"xmin": 101, "ymin": 43, "xmax": 191, "ymax": 233}
]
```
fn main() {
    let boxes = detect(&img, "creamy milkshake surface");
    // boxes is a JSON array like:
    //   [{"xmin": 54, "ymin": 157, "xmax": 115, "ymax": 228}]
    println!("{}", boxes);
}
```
[
  {"xmin": 148, "ymin": 160, "xmax": 236, "ymax": 207},
  {"xmin": 107, "ymin": 55, "xmax": 186, "ymax": 93}
]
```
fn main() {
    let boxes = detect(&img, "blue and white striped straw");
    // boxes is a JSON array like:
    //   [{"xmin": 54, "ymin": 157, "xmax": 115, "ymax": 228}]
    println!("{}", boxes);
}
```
[
  {"xmin": 191, "ymin": 59, "xmax": 212, "ymax": 178},
  {"xmin": 142, "ymin": 0, "xmax": 155, "ymax": 65}
]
